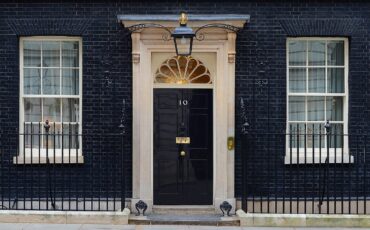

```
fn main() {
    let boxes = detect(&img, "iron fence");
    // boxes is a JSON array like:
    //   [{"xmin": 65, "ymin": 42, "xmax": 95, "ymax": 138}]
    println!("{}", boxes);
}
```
[
  {"xmin": 240, "ymin": 123, "xmax": 370, "ymax": 214},
  {"xmin": 0, "ymin": 121, "xmax": 127, "ymax": 211}
]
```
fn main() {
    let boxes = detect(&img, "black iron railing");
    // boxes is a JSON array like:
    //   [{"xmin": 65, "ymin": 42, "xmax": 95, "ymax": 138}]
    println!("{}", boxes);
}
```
[
  {"xmin": 240, "ymin": 123, "xmax": 369, "ymax": 214},
  {"xmin": 0, "ymin": 121, "xmax": 127, "ymax": 211}
]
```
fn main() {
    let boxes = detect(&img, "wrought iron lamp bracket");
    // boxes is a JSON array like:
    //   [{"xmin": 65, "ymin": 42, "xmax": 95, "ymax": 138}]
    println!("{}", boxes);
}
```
[
  {"xmin": 194, "ymin": 23, "xmax": 240, "ymax": 41},
  {"xmin": 126, "ymin": 23, "xmax": 173, "ymax": 41},
  {"xmin": 126, "ymin": 23, "xmax": 240, "ymax": 42}
]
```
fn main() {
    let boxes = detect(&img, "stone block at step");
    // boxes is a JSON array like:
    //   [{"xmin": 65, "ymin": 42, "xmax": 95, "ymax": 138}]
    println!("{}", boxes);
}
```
[{"xmin": 152, "ymin": 205, "xmax": 216, "ymax": 215}]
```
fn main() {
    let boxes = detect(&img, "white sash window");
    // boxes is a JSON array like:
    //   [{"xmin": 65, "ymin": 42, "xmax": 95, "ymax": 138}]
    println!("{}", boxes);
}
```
[
  {"xmin": 18, "ymin": 37, "xmax": 83, "ymax": 164},
  {"xmin": 286, "ymin": 37, "xmax": 351, "ymax": 164}
]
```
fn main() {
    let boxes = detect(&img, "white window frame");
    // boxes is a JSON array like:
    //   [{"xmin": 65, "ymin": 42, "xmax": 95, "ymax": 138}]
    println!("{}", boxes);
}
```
[
  {"xmin": 285, "ymin": 37, "xmax": 353, "ymax": 164},
  {"xmin": 16, "ymin": 36, "xmax": 83, "ymax": 164}
]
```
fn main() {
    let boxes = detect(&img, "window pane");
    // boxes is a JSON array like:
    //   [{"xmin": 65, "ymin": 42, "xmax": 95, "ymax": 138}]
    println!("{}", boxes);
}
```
[
  {"xmin": 289, "ymin": 68, "xmax": 306, "ymax": 93},
  {"xmin": 24, "ymin": 98, "xmax": 41, "ymax": 122},
  {"xmin": 326, "ymin": 97, "xmax": 343, "ymax": 121},
  {"xmin": 62, "ymin": 41, "xmax": 79, "ymax": 67},
  {"xmin": 43, "ymin": 98, "xmax": 61, "ymax": 122},
  {"xmin": 43, "ymin": 68, "xmax": 60, "ymax": 95},
  {"xmin": 62, "ymin": 69, "xmax": 79, "ymax": 95},
  {"xmin": 289, "ymin": 41, "xmax": 306, "ymax": 66},
  {"xmin": 288, "ymin": 123, "xmax": 305, "ymax": 148},
  {"xmin": 307, "ymin": 96, "xmax": 325, "ymax": 121},
  {"xmin": 24, "ymin": 124, "xmax": 40, "ymax": 149},
  {"xmin": 42, "ymin": 41, "xmax": 60, "ymax": 67},
  {"xmin": 306, "ymin": 123, "xmax": 325, "ymax": 148},
  {"xmin": 328, "ymin": 124, "xmax": 343, "ymax": 148},
  {"xmin": 308, "ymin": 41, "xmax": 325, "ymax": 66},
  {"xmin": 63, "ymin": 124, "xmax": 79, "ymax": 149},
  {"xmin": 62, "ymin": 99, "xmax": 79, "ymax": 122},
  {"xmin": 327, "ymin": 68, "xmax": 344, "ymax": 93},
  {"xmin": 24, "ymin": 68, "xmax": 41, "ymax": 94},
  {"xmin": 24, "ymin": 41, "xmax": 41, "ymax": 67},
  {"xmin": 289, "ymin": 96, "xmax": 305, "ymax": 121},
  {"xmin": 327, "ymin": 41, "xmax": 344, "ymax": 66},
  {"xmin": 308, "ymin": 68, "xmax": 325, "ymax": 93}
]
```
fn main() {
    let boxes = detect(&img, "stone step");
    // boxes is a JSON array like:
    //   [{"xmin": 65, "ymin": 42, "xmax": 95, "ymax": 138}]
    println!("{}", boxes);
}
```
[
  {"xmin": 152, "ymin": 205, "xmax": 216, "ymax": 215},
  {"xmin": 129, "ymin": 214, "xmax": 240, "ymax": 226}
]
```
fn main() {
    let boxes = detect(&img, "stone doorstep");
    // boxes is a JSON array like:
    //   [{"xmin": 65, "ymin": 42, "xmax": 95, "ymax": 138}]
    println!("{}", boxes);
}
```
[
  {"xmin": 237, "ymin": 209, "xmax": 370, "ymax": 227},
  {"xmin": 0, "ymin": 208, "xmax": 130, "ymax": 225},
  {"xmin": 129, "ymin": 214, "xmax": 240, "ymax": 226}
]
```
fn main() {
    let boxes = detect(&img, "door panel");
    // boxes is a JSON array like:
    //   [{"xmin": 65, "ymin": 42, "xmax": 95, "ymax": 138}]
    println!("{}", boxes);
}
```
[
  {"xmin": 154, "ymin": 89, "xmax": 213, "ymax": 205},
  {"xmin": 189, "ymin": 113, "xmax": 209, "ymax": 149}
]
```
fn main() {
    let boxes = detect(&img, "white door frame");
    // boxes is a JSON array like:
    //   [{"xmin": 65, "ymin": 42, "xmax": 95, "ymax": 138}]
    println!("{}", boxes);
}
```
[{"xmin": 120, "ymin": 18, "xmax": 247, "ymax": 213}]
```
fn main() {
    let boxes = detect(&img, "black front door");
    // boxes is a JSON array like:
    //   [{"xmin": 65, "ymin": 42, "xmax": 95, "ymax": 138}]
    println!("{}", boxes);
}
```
[{"xmin": 154, "ymin": 89, "xmax": 213, "ymax": 205}]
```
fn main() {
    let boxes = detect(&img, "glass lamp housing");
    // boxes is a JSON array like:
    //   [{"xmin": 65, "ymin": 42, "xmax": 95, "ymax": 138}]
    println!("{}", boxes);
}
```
[{"xmin": 171, "ymin": 25, "xmax": 195, "ymax": 56}]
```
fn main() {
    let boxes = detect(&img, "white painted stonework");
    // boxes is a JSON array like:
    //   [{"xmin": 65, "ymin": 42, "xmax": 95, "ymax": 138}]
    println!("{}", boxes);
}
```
[
  {"xmin": 0, "ymin": 209, "xmax": 130, "ymax": 224},
  {"xmin": 120, "ymin": 15, "xmax": 248, "ymax": 214}
]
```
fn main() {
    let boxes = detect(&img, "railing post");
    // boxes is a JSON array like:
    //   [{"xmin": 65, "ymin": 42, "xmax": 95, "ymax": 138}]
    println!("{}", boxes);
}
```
[
  {"xmin": 0, "ymin": 127, "xmax": 3, "ymax": 210},
  {"xmin": 241, "ymin": 131, "xmax": 247, "ymax": 212},
  {"xmin": 120, "ymin": 132, "xmax": 125, "ymax": 211},
  {"xmin": 44, "ymin": 120, "xmax": 50, "ymax": 210},
  {"xmin": 119, "ymin": 99, "xmax": 126, "ymax": 211},
  {"xmin": 239, "ymin": 97, "xmax": 249, "ymax": 212}
]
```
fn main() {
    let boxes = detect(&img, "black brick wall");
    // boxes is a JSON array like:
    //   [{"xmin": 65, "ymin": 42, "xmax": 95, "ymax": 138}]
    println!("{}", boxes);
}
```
[{"xmin": 0, "ymin": 0, "xmax": 369, "ymax": 202}]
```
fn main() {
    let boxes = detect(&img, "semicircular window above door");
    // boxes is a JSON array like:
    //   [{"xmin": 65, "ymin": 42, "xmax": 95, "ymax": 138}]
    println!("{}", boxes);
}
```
[{"xmin": 154, "ymin": 56, "xmax": 213, "ymax": 84}]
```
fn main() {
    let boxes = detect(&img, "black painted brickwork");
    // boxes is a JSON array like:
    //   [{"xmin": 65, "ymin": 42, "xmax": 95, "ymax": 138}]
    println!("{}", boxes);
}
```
[{"xmin": 0, "ymin": 1, "xmax": 369, "ymax": 201}]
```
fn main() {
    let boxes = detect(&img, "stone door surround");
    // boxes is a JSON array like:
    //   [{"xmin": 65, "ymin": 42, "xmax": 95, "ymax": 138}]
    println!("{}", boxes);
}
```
[{"xmin": 118, "ymin": 14, "xmax": 249, "ymax": 213}]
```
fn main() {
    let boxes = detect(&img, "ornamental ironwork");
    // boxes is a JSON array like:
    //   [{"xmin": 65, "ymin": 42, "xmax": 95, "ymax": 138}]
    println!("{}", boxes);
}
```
[
  {"xmin": 220, "ymin": 201, "xmax": 232, "ymax": 216},
  {"xmin": 126, "ymin": 22, "xmax": 240, "ymax": 43},
  {"xmin": 135, "ymin": 200, "xmax": 148, "ymax": 216}
]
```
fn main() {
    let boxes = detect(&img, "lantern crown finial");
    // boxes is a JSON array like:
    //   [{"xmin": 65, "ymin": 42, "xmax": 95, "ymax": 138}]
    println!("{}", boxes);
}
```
[{"xmin": 179, "ymin": 12, "xmax": 188, "ymax": 26}]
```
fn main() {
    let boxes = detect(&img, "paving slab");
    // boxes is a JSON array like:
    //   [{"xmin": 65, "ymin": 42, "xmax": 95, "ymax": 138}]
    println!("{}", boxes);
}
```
[
  {"xmin": 79, "ymin": 224, "xmax": 136, "ymax": 230},
  {"xmin": 188, "ymin": 226, "xmax": 241, "ymax": 230},
  {"xmin": 142, "ymin": 226, "xmax": 189, "ymax": 230},
  {"xmin": 241, "ymin": 228, "xmax": 293, "ymax": 230},
  {"xmin": 22, "ymin": 223, "xmax": 81, "ymax": 230},
  {"xmin": 0, "ymin": 223, "xmax": 26, "ymax": 230},
  {"xmin": 0, "ymin": 224, "xmax": 362, "ymax": 230}
]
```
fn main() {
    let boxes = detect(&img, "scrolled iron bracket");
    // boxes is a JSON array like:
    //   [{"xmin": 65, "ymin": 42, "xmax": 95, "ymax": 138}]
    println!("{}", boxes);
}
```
[
  {"xmin": 119, "ymin": 99, "xmax": 126, "ymax": 134},
  {"xmin": 126, "ymin": 23, "xmax": 172, "ymax": 41},
  {"xmin": 125, "ymin": 22, "xmax": 241, "ymax": 42},
  {"xmin": 194, "ymin": 23, "xmax": 240, "ymax": 34},
  {"xmin": 135, "ymin": 200, "xmax": 148, "ymax": 216},
  {"xmin": 194, "ymin": 23, "xmax": 241, "ymax": 41},
  {"xmin": 220, "ymin": 201, "xmax": 232, "ymax": 216},
  {"xmin": 239, "ymin": 97, "xmax": 249, "ymax": 135}
]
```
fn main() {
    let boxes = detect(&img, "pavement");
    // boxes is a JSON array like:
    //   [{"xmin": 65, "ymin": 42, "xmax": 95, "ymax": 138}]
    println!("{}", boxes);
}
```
[{"xmin": 0, "ymin": 224, "xmax": 361, "ymax": 230}]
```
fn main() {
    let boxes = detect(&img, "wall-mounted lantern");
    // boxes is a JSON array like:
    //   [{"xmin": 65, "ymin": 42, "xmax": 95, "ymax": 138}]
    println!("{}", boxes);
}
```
[{"xmin": 171, "ymin": 12, "xmax": 195, "ymax": 56}]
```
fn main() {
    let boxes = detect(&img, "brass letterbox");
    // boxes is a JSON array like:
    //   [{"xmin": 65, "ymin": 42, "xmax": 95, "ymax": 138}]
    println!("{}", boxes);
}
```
[{"xmin": 176, "ymin": 137, "xmax": 191, "ymax": 144}]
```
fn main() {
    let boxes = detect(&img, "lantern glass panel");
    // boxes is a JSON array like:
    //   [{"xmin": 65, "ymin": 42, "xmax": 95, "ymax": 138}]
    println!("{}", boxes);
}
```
[{"xmin": 175, "ymin": 37, "xmax": 192, "ymax": 56}]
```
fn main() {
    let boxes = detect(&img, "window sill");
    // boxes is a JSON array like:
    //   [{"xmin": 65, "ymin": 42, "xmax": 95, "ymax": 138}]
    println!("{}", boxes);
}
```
[
  {"xmin": 284, "ymin": 152, "xmax": 354, "ymax": 164},
  {"xmin": 13, "ymin": 155, "xmax": 84, "ymax": 164}
]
